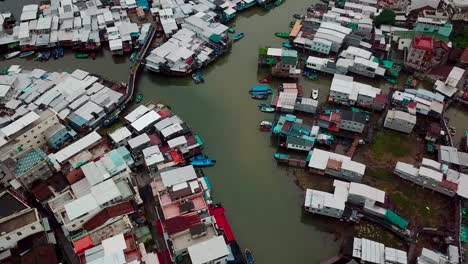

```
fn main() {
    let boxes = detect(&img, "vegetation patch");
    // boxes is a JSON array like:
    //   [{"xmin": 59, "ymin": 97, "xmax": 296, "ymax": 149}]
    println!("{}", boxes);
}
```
[{"xmin": 370, "ymin": 131, "xmax": 412, "ymax": 161}]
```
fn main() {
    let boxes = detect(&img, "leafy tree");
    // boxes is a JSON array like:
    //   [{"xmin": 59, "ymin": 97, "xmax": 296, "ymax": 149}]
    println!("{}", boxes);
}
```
[{"xmin": 374, "ymin": 9, "xmax": 396, "ymax": 27}]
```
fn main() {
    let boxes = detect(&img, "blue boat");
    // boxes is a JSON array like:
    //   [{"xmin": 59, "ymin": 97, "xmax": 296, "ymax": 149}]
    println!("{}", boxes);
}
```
[
  {"xmin": 190, "ymin": 157, "xmax": 216, "ymax": 167},
  {"xmin": 19, "ymin": 51, "xmax": 35, "ymax": 58},
  {"xmin": 251, "ymin": 93, "xmax": 267, "ymax": 100},
  {"xmin": 257, "ymin": 103, "xmax": 270, "ymax": 108},
  {"xmin": 249, "ymin": 86, "xmax": 272, "ymax": 95},
  {"xmin": 245, "ymin": 248, "xmax": 254, "ymax": 264},
  {"xmin": 282, "ymin": 42, "xmax": 292, "ymax": 49}
]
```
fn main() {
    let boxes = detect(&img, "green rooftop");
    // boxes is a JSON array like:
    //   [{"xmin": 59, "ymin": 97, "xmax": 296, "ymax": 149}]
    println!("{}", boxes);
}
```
[{"xmin": 15, "ymin": 149, "xmax": 48, "ymax": 176}]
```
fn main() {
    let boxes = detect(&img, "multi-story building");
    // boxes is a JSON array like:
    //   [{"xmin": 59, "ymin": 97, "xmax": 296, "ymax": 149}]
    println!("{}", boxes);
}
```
[
  {"xmin": 0, "ymin": 109, "xmax": 59, "ymax": 162},
  {"xmin": 318, "ymin": 109, "xmax": 368, "ymax": 134},
  {"xmin": 384, "ymin": 110, "xmax": 417, "ymax": 134},
  {"xmin": 304, "ymin": 180, "xmax": 349, "ymax": 218},
  {"xmin": 394, "ymin": 158, "xmax": 467, "ymax": 197},
  {"xmin": 12, "ymin": 148, "xmax": 52, "ymax": 189},
  {"xmin": 405, "ymin": 37, "xmax": 434, "ymax": 72},
  {"xmin": 329, "ymin": 74, "xmax": 382, "ymax": 109},
  {"xmin": 45, "ymin": 123, "xmax": 72, "ymax": 150},
  {"xmin": 308, "ymin": 148, "xmax": 366, "ymax": 182}
]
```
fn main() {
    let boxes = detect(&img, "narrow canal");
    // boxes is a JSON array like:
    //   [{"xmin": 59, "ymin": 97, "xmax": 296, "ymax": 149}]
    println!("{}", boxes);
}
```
[{"xmin": 3, "ymin": 0, "xmax": 468, "ymax": 262}]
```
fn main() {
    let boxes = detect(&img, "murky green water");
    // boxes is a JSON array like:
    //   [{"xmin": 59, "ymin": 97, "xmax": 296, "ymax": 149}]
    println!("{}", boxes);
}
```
[{"xmin": 2, "ymin": 1, "xmax": 342, "ymax": 263}]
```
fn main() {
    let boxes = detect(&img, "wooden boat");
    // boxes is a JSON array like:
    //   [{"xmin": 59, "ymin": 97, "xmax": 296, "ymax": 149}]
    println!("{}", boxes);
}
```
[
  {"xmin": 293, "ymin": 14, "xmax": 302, "ymax": 19},
  {"xmin": 228, "ymin": 27, "xmax": 235, "ymax": 33},
  {"xmin": 274, "ymin": 0, "xmax": 283, "ymax": 6},
  {"xmin": 260, "ymin": 121, "xmax": 273, "ymax": 132},
  {"xmin": 250, "ymin": 86, "xmax": 272, "ymax": 94},
  {"xmin": 282, "ymin": 42, "xmax": 292, "ymax": 49},
  {"xmin": 233, "ymin": 33, "xmax": 244, "ymax": 41},
  {"xmin": 251, "ymin": 94, "xmax": 267, "ymax": 100},
  {"xmin": 312, "ymin": 89, "xmax": 319, "ymax": 100},
  {"xmin": 275, "ymin": 32, "xmax": 289, "ymax": 38},
  {"xmin": 75, "ymin": 53, "xmax": 89, "ymax": 59},
  {"xmin": 19, "ymin": 51, "xmax": 35, "ymax": 58},
  {"xmin": 4, "ymin": 51, "xmax": 20, "ymax": 59},
  {"xmin": 258, "ymin": 78, "xmax": 272, "ymax": 83},
  {"xmin": 260, "ymin": 106, "xmax": 275, "ymax": 113},
  {"xmin": 245, "ymin": 248, "xmax": 254, "ymax": 264},
  {"xmin": 136, "ymin": 94, "xmax": 143, "ymax": 103}
]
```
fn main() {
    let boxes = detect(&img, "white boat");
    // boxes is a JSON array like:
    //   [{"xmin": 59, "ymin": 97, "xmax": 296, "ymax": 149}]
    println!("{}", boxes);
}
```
[
  {"xmin": 4, "ymin": 51, "xmax": 20, "ymax": 60},
  {"xmin": 312, "ymin": 89, "xmax": 319, "ymax": 100}
]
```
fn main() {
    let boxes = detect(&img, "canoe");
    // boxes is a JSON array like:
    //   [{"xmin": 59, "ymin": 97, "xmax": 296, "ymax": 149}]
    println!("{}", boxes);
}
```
[
  {"xmin": 250, "ymin": 86, "xmax": 272, "ymax": 94},
  {"xmin": 275, "ymin": 32, "xmax": 289, "ymax": 38},
  {"xmin": 233, "ymin": 33, "xmax": 244, "ymax": 41},
  {"xmin": 228, "ymin": 27, "xmax": 235, "ymax": 33},
  {"xmin": 312, "ymin": 89, "xmax": 319, "ymax": 100},
  {"xmin": 260, "ymin": 106, "xmax": 275, "ymax": 113},
  {"xmin": 258, "ymin": 78, "xmax": 272, "ymax": 83},
  {"xmin": 282, "ymin": 42, "xmax": 292, "ymax": 49},
  {"xmin": 4, "ymin": 51, "xmax": 20, "ymax": 59},
  {"xmin": 136, "ymin": 94, "xmax": 143, "ymax": 103},
  {"xmin": 19, "ymin": 51, "xmax": 35, "ymax": 58},
  {"xmin": 75, "ymin": 53, "xmax": 89, "ymax": 59},
  {"xmin": 245, "ymin": 248, "xmax": 254, "ymax": 264}
]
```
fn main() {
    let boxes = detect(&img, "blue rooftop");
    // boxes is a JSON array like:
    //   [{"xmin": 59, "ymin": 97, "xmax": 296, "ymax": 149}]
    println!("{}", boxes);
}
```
[{"xmin": 15, "ymin": 149, "xmax": 48, "ymax": 176}]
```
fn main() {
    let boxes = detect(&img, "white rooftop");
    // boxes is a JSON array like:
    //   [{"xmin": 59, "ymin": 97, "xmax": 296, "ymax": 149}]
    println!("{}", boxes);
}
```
[
  {"xmin": 64, "ymin": 193, "xmax": 99, "ymax": 221},
  {"xmin": 160, "ymin": 165, "xmax": 197, "ymax": 188},
  {"xmin": 131, "ymin": 110, "xmax": 161, "ymax": 132},
  {"xmin": 109, "ymin": 127, "xmax": 132, "ymax": 144},
  {"xmin": 53, "ymin": 131, "xmax": 101, "ymax": 164}
]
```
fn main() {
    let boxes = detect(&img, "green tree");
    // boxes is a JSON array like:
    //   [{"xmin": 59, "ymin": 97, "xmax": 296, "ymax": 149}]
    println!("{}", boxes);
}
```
[{"xmin": 374, "ymin": 9, "xmax": 396, "ymax": 27}]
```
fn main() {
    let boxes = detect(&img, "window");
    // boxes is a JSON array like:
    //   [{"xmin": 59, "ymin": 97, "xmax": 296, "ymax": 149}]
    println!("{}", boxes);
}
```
[
  {"xmin": 31, "ymin": 226, "xmax": 36, "ymax": 230},
  {"xmin": 17, "ymin": 232, "xmax": 22, "ymax": 236}
]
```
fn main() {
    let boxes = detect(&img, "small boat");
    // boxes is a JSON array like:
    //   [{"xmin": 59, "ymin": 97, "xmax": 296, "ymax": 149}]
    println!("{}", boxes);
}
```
[
  {"xmin": 274, "ymin": 0, "xmax": 283, "ymax": 6},
  {"xmin": 2, "ymin": 67, "xmax": 8, "ymax": 75},
  {"xmin": 19, "ymin": 51, "xmax": 35, "ymax": 58},
  {"xmin": 293, "ymin": 14, "xmax": 302, "ymax": 19},
  {"xmin": 275, "ymin": 32, "xmax": 289, "ymax": 38},
  {"xmin": 251, "ymin": 94, "xmax": 267, "ymax": 100},
  {"xmin": 259, "ymin": 78, "xmax": 272, "ymax": 83},
  {"xmin": 245, "ymin": 248, "xmax": 254, "ymax": 264},
  {"xmin": 4, "ymin": 51, "xmax": 20, "ymax": 59},
  {"xmin": 228, "ymin": 27, "xmax": 235, "ymax": 33},
  {"xmin": 312, "ymin": 89, "xmax": 319, "ymax": 100},
  {"xmin": 192, "ymin": 71, "xmax": 204, "ymax": 84},
  {"xmin": 260, "ymin": 121, "xmax": 273, "ymax": 132},
  {"xmin": 136, "ymin": 94, "xmax": 143, "ymax": 103},
  {"xmin": 190, "ymin": 156, "xmax": 216, "ymax": 167},
  {"xmin": 75, "ymin": 53, "xmax": 89, "ymax": 59},
  {"xmin": 250, "ymin": 86, "xmax": 272, "ymax": 95},
  {"xmin": 258, "ymin": 103, "xmax": 270, "ymax": 108},
  {"xmin": 260, "ymin": 106, "xmax": 275, "ymax": 113},
  {"xmin": 309, "ymin": 73, "xmax": 318, "ymax": 80},
  {"xmin": 233, "ymin": 33, "xmax": 244, "ymax": 41},
  {"xmin": 57, "ymin": 48, "xmax": 64, "ymax": 58},
  {"xmin": 282, "ymin": 42, "xmax": 292, "ymax": 49},
  {"xmin": 449, "ymin": 126, "xmax": 456, "ymax": 136},
  {"xmin": 42, "ymin": 51, "xmax": 51, "ymax": 61},
  {"xmin": 274, "ymin": 153, "xmax": 289, "ymax": 159}
]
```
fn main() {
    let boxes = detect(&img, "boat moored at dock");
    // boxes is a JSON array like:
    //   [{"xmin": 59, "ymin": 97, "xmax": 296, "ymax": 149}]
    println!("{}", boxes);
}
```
[
  {"xmin": 245, "ymin": 248, "xmax": 255, "ymax": 264},
  {"xmin": 3, "ymin": 51, "xmax": 20, "ymax": 59},
  {"xmin": 250, "ymin": 86, "xmax": 273, "ymax": 94}
]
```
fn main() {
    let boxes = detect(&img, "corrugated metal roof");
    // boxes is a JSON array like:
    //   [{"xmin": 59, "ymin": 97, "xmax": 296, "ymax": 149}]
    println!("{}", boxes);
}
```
[
  {"xmin": 160, "ymin": 165, "xmax": 197, "ymax": 188},
  {"xmin": 64, "ymin": 193, "xmax": 99, "ymax": 220},
  {"xmin": 54, "ymin": 131, "xmax": 101, "ymax": 163}
]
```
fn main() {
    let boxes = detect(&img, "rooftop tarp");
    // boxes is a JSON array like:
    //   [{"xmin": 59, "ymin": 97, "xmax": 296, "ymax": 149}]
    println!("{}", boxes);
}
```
[{"xmin": 385, "ymin": 210, "xmax": 409, "ymax": 229}]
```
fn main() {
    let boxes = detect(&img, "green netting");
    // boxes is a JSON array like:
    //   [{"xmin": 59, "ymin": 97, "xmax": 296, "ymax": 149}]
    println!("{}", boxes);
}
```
[{"xmin": 385, "ymin": 210, "xmax": 409, "ymax": 229}]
